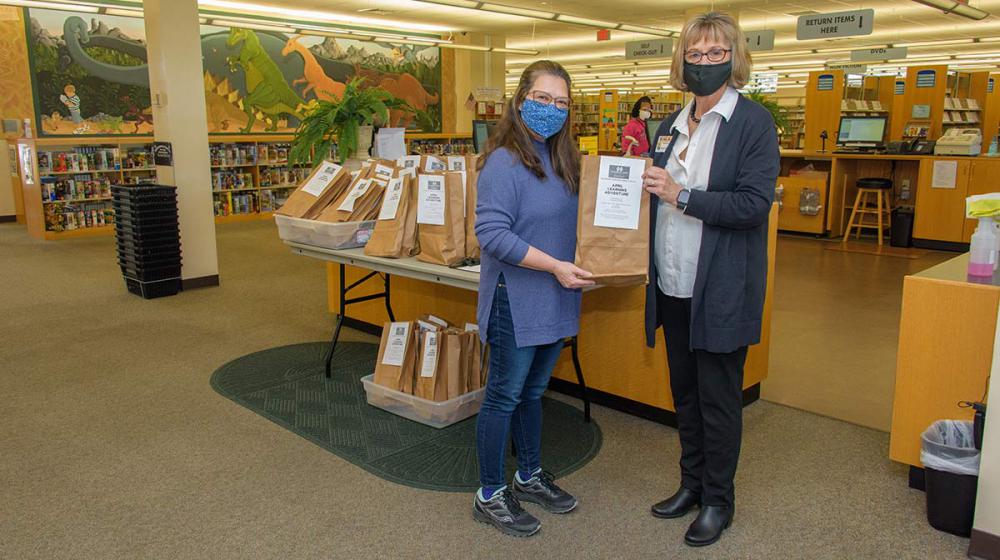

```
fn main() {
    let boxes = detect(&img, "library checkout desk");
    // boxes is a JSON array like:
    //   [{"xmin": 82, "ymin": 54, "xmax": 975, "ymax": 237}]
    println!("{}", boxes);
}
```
[
  {"xmin": 776, "ymin": 150, "xmax": 997, "ymax": 249},
  {"xmin": 890, "ymin": 253, "xmax": 999, "ymax": 484},
  {"xmin": 290, "ymin": 207, "xmax": 778, "ymax": 425}
]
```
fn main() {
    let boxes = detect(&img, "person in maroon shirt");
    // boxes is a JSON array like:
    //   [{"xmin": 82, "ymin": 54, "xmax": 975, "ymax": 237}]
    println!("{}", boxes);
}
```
[{"xmin": 621, "ymin": 96, "xmax": 652, "ymax": 156}]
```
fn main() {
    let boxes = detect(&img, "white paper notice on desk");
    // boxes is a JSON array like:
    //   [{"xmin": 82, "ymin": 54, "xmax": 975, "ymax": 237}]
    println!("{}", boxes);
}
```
[
  {"xmin": 420, "ymin": 332, "xmax": 439, "ymax": 377},
  {"xmin": 931, "ymin": 160, "xmax": 958, "ymax": 189},
  {"xmin": 375, "ymin": 128, "xmax": 406, "ymax": 161},
  {"xmin": 301, "ymin": 161, "xmax": 342, "ymax": 196},
  {"xmin": 378, "ymin": 177, "xmax": 405, "ymax": 220},
  {"xmin": 594, "ymin": 156, "xmax": 645, "ymax": 229},
  {"xmin": 417, "ymin": 175, "xmax": 446, "ymax": 225},
  {"xmin": 337, "ymin": 179, "xmax": 372, "ymax": 212},
  {"xmin": 381, "ymin": 321, "xmax": 411, "ymax": 366}
]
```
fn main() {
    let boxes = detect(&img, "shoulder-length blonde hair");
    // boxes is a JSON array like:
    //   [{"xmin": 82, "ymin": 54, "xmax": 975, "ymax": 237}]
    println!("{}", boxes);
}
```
[{"xmin": 670, "ymin": 12, "xmax": 752, "ymax": 92}]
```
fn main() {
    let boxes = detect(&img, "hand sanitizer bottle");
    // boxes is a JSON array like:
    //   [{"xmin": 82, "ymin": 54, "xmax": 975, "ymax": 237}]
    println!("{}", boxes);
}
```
[
  {"xmin": 968, "ymin": 218, "xmax": 997, "ymax": 277},
  {"xmin": 993, "ymin": 220, "xmax": 1000, "ymax": 271}
]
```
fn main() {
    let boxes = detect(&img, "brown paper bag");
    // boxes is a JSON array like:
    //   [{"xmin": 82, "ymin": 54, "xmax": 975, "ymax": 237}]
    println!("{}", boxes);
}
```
[
  {"xmin": 575, "ymin": 155, "xmax": 652, "ymax": 286},
  {"xmin": 373, "ymin": 321, "xmax": 419, "ymax": 394},
  {"xmin": 416, "ymin": 172, "xmax": 466, "ymax": 266},
  {"xmin": 464, "ymin": 330, "xmax": 482, "ymax": 392},
  {"xmin": 275, "ymin": 160, "xmax": 350, "ymax": 219},
  {"xmin": 420, "ymin": 154, "xmax": 447, "ymax": 173},
  {"xmin": 365, "ymin": 175, "xmax": 416, "ymax": 258},
  {"xmin": 443, "ymin": 328, "xmax": 465, "ymax": 400},
  {"xmin": 465, "ymin": 155, "xmax": 481, "ymax": 260},
  {"xmin": 316, "ymin": 169, "xmax": 383, "ymax": 223},
  {"xmin": 414, "ymin": 329, "xmax": 449, "ymax": 401}
]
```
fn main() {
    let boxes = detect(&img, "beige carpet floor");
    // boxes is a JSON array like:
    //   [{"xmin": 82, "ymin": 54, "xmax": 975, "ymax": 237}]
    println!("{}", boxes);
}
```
[{"xmin": 0, "ymin": 221, "xmax": 969, "ymax": 559}]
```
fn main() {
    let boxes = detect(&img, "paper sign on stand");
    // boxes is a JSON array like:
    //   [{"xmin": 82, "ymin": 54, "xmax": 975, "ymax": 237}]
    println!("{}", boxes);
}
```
[
  {"xmin": 594, "ymin": 156, "xmax": 645, "ymax": 230},
  {"xmin": 375, "ymin": 128, "xmax": 406, "ymax": 161}
]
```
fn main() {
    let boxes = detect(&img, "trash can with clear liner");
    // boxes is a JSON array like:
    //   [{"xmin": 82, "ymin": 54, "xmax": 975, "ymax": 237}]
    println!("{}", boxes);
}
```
[{"xmin": 920, "ymin": 420, "xmax": 981, "ymax": 537}]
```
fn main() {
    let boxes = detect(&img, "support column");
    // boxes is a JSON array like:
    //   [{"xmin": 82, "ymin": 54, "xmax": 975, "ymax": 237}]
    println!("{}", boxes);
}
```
[
  {"xmin": 143, "ymin": 0, "xmax": 219, "ymax": 287},
  {"xmin": 451, "ymin": 34, "xmax": 506, "ymax": 135}
]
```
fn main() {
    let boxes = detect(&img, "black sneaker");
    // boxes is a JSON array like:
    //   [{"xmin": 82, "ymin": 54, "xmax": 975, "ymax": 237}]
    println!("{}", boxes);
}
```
[
  {"xmin": 473, "ymin": 488, "xmax": 541, "ymax": 538},
  {"xmin": 512, "ymin": 470, "xmax": 578, "ymax": 514}
]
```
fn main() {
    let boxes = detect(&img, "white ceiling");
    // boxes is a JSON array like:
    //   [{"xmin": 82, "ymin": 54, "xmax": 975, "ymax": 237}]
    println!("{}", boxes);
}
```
[{"xmin": 192, "ymin": 0, "xmax": 1000, "ymax": 89}]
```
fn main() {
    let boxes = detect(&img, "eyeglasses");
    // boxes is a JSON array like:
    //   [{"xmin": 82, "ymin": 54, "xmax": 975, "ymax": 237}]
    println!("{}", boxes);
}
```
[
  {"xmin": 684, "ymin": 47, "xmax": 731, "ymax": 64},
  {"xmin": 527, "ymin": 90, "xmax": 572, "ymax": 111}
]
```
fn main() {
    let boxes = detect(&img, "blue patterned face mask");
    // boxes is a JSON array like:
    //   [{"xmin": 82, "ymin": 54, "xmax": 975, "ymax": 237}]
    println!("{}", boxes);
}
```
[{"xmin": 520, "ymin": 99, "xmax": 568, "ymax": 139}]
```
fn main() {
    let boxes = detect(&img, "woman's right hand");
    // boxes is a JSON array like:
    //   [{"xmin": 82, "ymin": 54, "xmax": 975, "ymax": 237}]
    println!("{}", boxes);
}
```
[{"xmin": 550, "ymin": 261, "xmax": 595, "ymax": 289}]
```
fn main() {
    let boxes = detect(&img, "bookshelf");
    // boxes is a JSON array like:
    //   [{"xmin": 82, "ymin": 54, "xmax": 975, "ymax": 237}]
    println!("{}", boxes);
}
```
[
  {"xmin": 942, "ymin": 97, "xmax": 982, "ymax": 129},
  {"xmin": 17, "ymin": 133, "xmax": 474, "ymax": 240},
  {"xmin": 573, "ymin": 92, "xmax": 685, "ymax": 147}
]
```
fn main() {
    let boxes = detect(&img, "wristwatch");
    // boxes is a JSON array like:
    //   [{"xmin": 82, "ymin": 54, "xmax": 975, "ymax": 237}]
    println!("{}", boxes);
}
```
[{"xmin": 676, "ymin": 188, "xmax": 691, "ymax": 212}]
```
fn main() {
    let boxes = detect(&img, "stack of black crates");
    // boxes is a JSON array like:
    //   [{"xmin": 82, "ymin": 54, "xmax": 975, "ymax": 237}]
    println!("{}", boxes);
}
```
[{"xmin": 112, "ymin": 184, "xmax": 182, "ymax": 299}]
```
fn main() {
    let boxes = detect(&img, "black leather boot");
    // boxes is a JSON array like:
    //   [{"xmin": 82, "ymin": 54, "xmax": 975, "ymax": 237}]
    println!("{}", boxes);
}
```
[
  {"xmin": 651, "ymin": 487, "xmax": 700, "ymax": 519},
  {"xmin": 684, "ymin": 505, "xmax": 733, "ymax": 547}
]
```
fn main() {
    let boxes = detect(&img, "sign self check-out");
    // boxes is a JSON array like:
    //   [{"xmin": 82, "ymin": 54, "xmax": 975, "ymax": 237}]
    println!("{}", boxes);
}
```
[{"xmin": 797, "ymin": 9, "xmax": 875, "ymax": 40}]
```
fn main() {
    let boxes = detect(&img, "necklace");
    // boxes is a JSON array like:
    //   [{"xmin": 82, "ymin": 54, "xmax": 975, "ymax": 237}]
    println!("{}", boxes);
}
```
[{"xmin": 689, "ymin": 99, "xmax": 701, "ymax": 124}]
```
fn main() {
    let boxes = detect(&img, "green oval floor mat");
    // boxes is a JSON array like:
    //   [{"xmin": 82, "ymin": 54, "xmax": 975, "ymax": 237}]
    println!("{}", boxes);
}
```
[{"xmin": 210, "ymin": 342, "xmax": 602, "ymax": 492}]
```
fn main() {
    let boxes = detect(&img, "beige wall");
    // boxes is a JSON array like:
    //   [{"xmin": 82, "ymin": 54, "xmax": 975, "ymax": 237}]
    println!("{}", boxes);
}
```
[
  {"xmin": 451, "ymin": 34, "xmax": 505, "ymax": 135},
  {"xmin": 974, "ymin": 307, "xmax": 1000, "ymax": 539}
]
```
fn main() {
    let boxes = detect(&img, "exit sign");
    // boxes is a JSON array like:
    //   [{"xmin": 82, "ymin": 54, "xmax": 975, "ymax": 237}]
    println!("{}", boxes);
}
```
[{"xmin": 597, "ymin": 29, "xmax": 611, "ymax": 41}]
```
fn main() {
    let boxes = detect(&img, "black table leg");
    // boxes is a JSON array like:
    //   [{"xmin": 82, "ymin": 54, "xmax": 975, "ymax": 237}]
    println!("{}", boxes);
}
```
[
  {"xmin": 323, "ymin": 265, "xmax": 393, "ymax": 379},
  {"xmin": 324, "ymin": 313, "xmax": 345, "ymax": 379},
  {"xmin": 568, "ymin": 336, "xmax": 591, "ymax": 423}
]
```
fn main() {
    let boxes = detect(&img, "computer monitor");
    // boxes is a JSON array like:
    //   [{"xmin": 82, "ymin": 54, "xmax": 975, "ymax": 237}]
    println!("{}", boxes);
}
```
[
  {"xmin": 836, "ymin": 116, "xmax": 888, "ymax": 148},
  {"xmin": 472, "ymin": 120, "xmax": 497, "ymax": 154},
  {"xmin": 646, "ymin": 119, "xmax": 664, "ymax": 148}
]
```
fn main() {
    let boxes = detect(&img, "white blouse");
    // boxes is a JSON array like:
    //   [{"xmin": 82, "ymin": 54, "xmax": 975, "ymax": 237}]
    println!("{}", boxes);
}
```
[{"xmin": 655, "ymin": 86, "xmax": 739, "ymax": 298}]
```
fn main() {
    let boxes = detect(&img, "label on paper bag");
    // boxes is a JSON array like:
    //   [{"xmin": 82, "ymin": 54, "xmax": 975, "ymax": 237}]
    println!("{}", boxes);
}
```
[
  {"xmin": 398, "ymin": 155, "xmax": 421, "ymax": 170},
  {"xmin": 337, "ymin": 179, "xmax": 372, "ymax": 212},
  {"xmin": 464, "ymin": 323, "xmax": 479, "ymax": 332},
  {"xmin": 378, "ymin": 178, "xmax": 405, "ymax": 220},
  {"xmin": 420, "ymin": 332, "xmax": 439, "ymax": 378},
  {"xmin": 424, "ymin": 155, "xmax": 446, "ymax": 172},
  {"xmin": 417, "ymin": 319, "xmax": 437, "ymax": 332},
  {"xmin": 447, "ymin": 156, "xmax": 467, "ymax": 171},
  {"xmin": 399, "ymin": 166, "xmax": 416, "ymax": 179},
  {"xmin": 417, "ymin": 175, "xmax": 446, "ymax": 225},
  {"xmin": 426, "ymin": 314, "xmax": 449, "ymax": 328},
  {"xmin": 381, "ymin": 322, "xmax": 410, "ymax": 366},
  {"xmin": 594, "ymin": 156, "xmax": 645, "ymax": 230},
  {"xmin": 301, "ymin": 162, "xmax": 342, "ymax": 196},
  {"xmin": 374, "ymin": 164, "xmax": 394, "ymax": 181}
]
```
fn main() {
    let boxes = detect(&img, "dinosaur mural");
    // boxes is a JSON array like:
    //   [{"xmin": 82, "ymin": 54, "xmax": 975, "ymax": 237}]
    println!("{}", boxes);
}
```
[
  {"xmin": 226, "ymin": 28, "xmax": 305, "ymax": 132},
  {"xmin": 281, "ymin": 36, "xmax": 346, "ymax": 102},
  {"xmin": 28, "ymin": 8, "xmax": 444, "ymax": 135}
]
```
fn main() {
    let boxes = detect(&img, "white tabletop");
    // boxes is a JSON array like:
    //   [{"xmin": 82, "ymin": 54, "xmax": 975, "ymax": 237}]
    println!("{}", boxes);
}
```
[{"xmin": 285, "ymin": 242, "xmax": 480, "ymax": 291}]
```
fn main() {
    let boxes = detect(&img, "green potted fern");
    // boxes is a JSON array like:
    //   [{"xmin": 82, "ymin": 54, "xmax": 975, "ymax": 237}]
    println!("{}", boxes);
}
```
[
  {"xmin": 290, "ymin": 77, "xmax": 418, "ymax": 168},
  {"xmin": 743, "ymin": 89, "xmax": 790, "ymax": 134}
]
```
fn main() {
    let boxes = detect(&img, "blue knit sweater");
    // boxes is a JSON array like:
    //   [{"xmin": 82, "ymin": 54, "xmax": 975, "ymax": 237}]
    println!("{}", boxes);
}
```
[{"xmin": 475, "ymin": 140, "xmax": 581, "ymax": 348}]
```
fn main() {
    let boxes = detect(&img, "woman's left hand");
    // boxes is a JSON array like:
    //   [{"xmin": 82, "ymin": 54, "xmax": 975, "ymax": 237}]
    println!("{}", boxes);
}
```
[{"xmin": 643, "ymin": 166, "xmax": 683, "ymax": 206}]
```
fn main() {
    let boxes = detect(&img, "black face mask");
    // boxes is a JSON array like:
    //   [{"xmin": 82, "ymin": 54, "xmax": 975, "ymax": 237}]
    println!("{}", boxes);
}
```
[{"xmin": 683, "ymin": 60, "xmax": 732, "ymax": 96}]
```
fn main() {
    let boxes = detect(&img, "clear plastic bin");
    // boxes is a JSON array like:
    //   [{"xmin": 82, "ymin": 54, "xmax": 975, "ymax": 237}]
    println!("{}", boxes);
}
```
[
  {"xmin": 360, "ymin": 374, "xmax": 486, "ymax": 429},
  {"xmin": 274, "ymin": 215, "xmax": 375, "ymax": 250}
]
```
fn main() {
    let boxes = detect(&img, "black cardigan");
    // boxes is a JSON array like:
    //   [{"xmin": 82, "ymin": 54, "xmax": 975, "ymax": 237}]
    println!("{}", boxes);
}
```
[{"xmin": 643, "ymin": 94, "xmax": 780, "ymax": 353}]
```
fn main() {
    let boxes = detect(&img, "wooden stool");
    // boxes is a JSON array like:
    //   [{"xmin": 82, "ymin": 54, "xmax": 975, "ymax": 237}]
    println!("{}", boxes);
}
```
[{"xmin": 843, "ymin": 178, "xmax": 893, "ymax": 246}]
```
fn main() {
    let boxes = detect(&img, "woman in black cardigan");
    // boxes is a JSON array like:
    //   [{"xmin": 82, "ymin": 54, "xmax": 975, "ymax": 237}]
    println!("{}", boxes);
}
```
[{"xmin": 641, "ymin": 12, "xmax": 779, "ymax": 548}]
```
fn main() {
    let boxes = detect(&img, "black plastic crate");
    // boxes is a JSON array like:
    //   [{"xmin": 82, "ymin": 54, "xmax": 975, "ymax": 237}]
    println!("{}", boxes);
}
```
[
  {"xmin": 117, "ymin": 243, "xmax": 182, "ymax": 261},
  {"xmin": 120, "ymin": 262, "xmax": 182, "ymax": 281},
  {"xmin": 116, "ymin": 236, "xmax": 181, "ymax": 252},
  {"xmin": 115, "ymin": 224, "xmax": 181, "ymax": 238},
  {"xmin": 118, "ymin": 254, "xmax": 182, "ymax": 268},
  {"xmin": 111, "ymin": 202, "xmax": 178, "ymax": 216},
  {"xmin": 112, "ymin": 184, "xmax": 177, "ymax": 196},
  {"xmin": 114, "ymin": 219, "xmax": 180, "ymax": 234},
  {"xmin": 124, "ymin": 275, "xmax": 181, "ymax": 299}
]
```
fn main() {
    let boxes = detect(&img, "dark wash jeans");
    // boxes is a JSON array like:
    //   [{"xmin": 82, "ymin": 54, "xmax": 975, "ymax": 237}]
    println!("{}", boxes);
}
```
[{"xmin": 476, "ymin": 278, "xmax": 563, "ymax": 489}]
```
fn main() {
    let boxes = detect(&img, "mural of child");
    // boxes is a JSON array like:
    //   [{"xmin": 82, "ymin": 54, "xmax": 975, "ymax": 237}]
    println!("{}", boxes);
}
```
[{"xmin": 60, "ymin": 84, "xmax": 89, "ymax": 134}]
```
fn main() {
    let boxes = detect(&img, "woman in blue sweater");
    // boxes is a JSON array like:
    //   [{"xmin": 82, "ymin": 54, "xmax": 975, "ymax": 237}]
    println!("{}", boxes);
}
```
[{"xmin": 472, "ymin": 60, "xmax": 593, "ymax": 538}]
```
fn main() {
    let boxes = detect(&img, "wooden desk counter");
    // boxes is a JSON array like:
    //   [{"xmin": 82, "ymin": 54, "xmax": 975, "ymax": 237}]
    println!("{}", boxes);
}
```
[
  {"xmin": 889, "ymin": 254, "xmax": 999, "ymax": 468},
  {"xmin": 778, "ymin": 151, "xmax": 1000, "ymax": 245},
  {"xmin": 325, "ymin": 207, "xmax": 778, "ymax": 422}
]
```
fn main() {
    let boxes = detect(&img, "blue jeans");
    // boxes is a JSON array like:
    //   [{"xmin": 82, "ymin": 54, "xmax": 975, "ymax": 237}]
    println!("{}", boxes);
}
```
[{"xmin": 476, "ymin": 279, "xmax": 564, "ymax": 489}]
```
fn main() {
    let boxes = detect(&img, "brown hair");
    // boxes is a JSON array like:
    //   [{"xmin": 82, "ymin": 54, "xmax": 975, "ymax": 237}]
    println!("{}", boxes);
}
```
[
  {"xmin": 477, "ymin": 60, "xmax": 580, "ymax": 193},
  {"xmin": 670, "ymin": 12, "xmax": 752, "ymax": 92}
]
